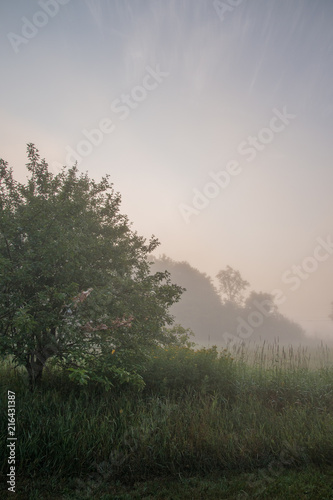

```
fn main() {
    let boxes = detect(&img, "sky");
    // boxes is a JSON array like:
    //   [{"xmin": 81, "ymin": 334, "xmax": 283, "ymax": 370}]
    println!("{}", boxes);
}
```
[{"xmin": 1, "ymin": 0, "xmax": 333, "ymax": 340}]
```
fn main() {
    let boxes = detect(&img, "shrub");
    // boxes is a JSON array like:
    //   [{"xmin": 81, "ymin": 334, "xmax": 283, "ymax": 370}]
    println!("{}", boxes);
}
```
[{"xmin": 143, "ymin": 345, "xmax": 236, "ymax": 399}]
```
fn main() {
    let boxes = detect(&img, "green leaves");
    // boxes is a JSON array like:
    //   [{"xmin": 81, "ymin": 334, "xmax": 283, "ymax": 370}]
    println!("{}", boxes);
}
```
[
  {"xmin": 0, "ymin": 144, "xmax": 184, "ymax": 388},
  {"xmin": 67, "ymin": 367, "xmax": 91, "ymax": 386}
]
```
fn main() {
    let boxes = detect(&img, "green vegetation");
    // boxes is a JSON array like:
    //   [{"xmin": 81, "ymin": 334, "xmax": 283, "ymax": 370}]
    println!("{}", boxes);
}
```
[
  {"xmin": 0, "ymin": 145, "xmax": 183, "ymax": 389},
  {"xmin": 1, "ymin": 146, "xmax": 333, "ymax": 498},
  {"xmin": 1, "ymin": 343, "xmax": 333, "ymax": 499}
]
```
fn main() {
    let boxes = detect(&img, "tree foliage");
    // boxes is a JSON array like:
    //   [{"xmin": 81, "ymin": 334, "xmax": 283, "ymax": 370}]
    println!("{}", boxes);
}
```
[
  {"xmin": 152, "ymin": 258, "xmax": 307, "ymax": 345},
  {"xmin": 244, "ymin": 291, "xmax": 278, "ymax": 316},
  {"xmin": 151, "ymin": 255, "xmax": 223, "ymax": 343},
  {"xmin": 216, "ymin": 265, "xmax": 249, "ymax": 305},
  {"xmin": 0, "ymin": 144, "xmax": 184, "ymax": 388}
]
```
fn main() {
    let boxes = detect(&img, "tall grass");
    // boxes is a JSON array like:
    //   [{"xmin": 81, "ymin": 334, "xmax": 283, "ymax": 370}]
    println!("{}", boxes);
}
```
[
  {"xmin": 0, "ymin": 341, "xmax": 333, "ymax": 496},
  {"xmin": 229, "ymin": 338, "xmax": 333, "ymax": 370}
]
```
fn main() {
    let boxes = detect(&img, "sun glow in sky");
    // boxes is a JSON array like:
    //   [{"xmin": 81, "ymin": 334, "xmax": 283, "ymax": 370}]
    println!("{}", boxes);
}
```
[{"xmin": 1, "ymin": 0, "xmax": 333, "ymax": 339}]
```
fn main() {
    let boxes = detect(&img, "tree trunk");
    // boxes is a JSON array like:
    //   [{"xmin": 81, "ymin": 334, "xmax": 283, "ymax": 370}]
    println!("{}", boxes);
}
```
[
  {"xmin": 25, "ymin": 332, "xmax": 59, "ymax": 390},
  {"xmin": 26, "ymin": 353, "xmax": 45, "ymax": 391}
]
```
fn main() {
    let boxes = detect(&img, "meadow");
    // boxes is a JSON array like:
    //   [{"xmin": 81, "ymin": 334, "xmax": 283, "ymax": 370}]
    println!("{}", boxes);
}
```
[{"xmin": 1, "ymin": 341, "xmax": 333, "ymax": 499}]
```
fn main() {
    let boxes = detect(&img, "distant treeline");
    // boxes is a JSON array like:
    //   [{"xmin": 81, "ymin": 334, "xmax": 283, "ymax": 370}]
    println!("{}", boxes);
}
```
[{"xmin": 150, "ymin": 255, "xmax": 307, "ymax": 346}]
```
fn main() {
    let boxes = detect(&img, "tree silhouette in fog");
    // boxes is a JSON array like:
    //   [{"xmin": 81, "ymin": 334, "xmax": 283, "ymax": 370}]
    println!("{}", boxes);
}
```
[
  {"xmin": 216, "ymin": 265, "xmax": 249, "ymax": 305},
  {"xmin": 151, "ymin": 256, "xmax": 307, "ymax": 346}
]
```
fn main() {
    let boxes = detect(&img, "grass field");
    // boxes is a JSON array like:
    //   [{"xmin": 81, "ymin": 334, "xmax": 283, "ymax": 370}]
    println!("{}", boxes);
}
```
[{"xmin": 1, "ymin": 341, "xmax": 333, "ymax": 499}]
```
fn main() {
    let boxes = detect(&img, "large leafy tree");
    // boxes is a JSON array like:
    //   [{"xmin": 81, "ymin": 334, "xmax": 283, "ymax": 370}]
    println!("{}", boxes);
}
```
[{"xmin": 0, "ymin": 144, "xmax": 183, "ymax": 388}]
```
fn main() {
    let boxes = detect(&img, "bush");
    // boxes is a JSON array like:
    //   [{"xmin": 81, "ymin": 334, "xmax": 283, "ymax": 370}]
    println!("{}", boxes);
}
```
[{"xmin": 143, "ymin": 345, "xmax": 236, "ymax": 399}]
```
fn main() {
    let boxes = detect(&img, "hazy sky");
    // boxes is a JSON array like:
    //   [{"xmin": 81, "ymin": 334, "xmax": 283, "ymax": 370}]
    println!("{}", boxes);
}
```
[{"xmin": 1, "ymin": 0, "xmax": 333, "ymax": 339}]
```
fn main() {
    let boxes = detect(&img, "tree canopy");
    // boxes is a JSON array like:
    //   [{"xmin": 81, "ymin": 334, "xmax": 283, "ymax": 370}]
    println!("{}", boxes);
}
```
[
  {"xmin": 152, "ymin": 258, "xmax": 307, "ymax": 346},
  {"xmin": 0, "ymin": 144, "xmax": 184, "ymax": 388},
  {"xmin": 216, "ymin": 265, "xmax": 249, "ymax": 305}
]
